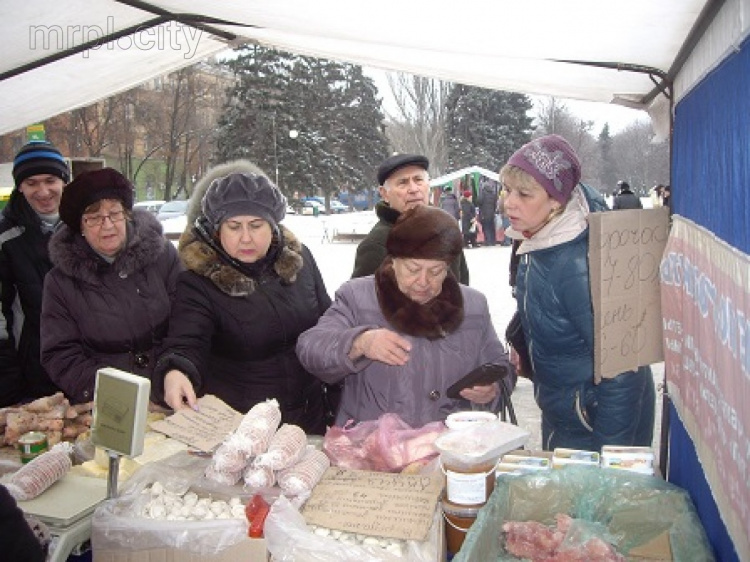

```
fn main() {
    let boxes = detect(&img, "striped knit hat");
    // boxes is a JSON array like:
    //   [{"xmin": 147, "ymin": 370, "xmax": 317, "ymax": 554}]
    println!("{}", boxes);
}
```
[{"xmin": 12, "ymin": 141, "xmax": 70, "ymax": 188}]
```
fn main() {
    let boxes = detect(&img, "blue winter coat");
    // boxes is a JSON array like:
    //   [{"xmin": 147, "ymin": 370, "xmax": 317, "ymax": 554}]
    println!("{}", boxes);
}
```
[{"xmin": 516, "ymin": 184, "xmax": 655, "ymax": 451}]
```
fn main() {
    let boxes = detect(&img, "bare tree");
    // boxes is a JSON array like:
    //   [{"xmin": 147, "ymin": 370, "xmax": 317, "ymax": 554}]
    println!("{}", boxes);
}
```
[
  {"xmin": 385, "ymin": 72, "xmax": 451, "ymax": 175},
  {"xmin": 613, "ymin": 122, "xmax": 670, "ymax": 195},
  {"xmin": 534, "ymin": 97, "xmax": 603, "ymax": 189}
]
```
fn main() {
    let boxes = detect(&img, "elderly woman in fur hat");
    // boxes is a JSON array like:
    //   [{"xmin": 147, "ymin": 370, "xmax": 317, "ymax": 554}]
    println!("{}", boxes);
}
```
[
  {"xmin": 296, "ymin": 205, "xmax": 512, "ymax": 428},
  {"xmin": 153, "ymin": 161, "xmax": 332, "ymax": 435},
  {"xmin": 40, "ymin": 168, "xmax": 183, "ymax": 403}
]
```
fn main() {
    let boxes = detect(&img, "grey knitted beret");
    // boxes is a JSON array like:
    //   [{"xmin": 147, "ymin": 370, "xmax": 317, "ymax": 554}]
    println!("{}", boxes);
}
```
[{"xmin": 201, "ymin": 172, "xmax": 287, "ymax": 230}]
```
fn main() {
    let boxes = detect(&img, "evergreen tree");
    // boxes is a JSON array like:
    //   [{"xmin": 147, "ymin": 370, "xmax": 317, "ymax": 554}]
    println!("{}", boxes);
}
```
[
  {"xmin": 445, "ymin": 85, "xmax": 533, "ymax": 171},
  {"xmin": 216, "ymin": 46, "xmax": 388, "ymax": 200}
]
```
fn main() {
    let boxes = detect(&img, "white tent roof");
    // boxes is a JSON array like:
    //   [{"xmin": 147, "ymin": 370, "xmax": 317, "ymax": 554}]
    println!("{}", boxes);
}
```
[
  {"xmin": 430, "ymin": 166, "xmax": 499, "ymax": 188},
  {"xmin": 0, "ymin": 1, "xmax": 725, "ymax": 137}
]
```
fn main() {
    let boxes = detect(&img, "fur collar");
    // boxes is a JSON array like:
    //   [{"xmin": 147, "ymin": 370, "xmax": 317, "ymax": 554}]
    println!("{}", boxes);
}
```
[
  {"xmin": 48, "ymin": 209, "xmax": 167, "ymax": 285},
  {"xmin": 375, "ymin": 201, "xmax": 400, "ymax": 225},
  {"xmin": 179, "ymin": 224, "xmax": 304, "ymax": 297},
  {"xmin": 375, "ymin": 256, "xmax": 464, "ymax": 339}
]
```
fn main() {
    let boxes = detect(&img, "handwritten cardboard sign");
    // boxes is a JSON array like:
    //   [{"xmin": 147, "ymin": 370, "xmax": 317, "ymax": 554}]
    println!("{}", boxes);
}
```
[
  {"xmin": 302, "ymin": 467, "xmax": 443, "ymax": 541},
  {"xmin": 149, "ymin": 395, "xmax": 242, "ymax": 452},
  {"xmin": 589, "ymin": 208, "xmax": 669, "ymax": 380}
]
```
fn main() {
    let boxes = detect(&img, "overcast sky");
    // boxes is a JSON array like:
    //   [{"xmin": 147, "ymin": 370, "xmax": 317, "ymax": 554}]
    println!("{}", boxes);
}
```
[{"xmin": 365, "ymin": 68, "xmax": 648, "ymax": 135}]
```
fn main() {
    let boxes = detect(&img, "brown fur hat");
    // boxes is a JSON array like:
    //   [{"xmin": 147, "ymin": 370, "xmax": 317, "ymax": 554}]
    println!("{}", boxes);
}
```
[
  {"xmin": 59, "ymin": 168, "xmax": 134, "ymax": 233},
  {"xmin": 386, "ymin": 205, "xmax": 463, "ymax": 263}
]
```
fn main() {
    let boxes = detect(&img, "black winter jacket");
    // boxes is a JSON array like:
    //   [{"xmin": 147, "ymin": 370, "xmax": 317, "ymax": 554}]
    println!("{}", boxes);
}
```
[
  {"xmin": 352, "ymin": 201, "xmax": 470, "ymax": 284},
  {"xmin": 41, "ymin": 210, "xmax": 182, "ymax": 403},
  {"xmin": 613, "ymin": 190, "xmax": 643, "ymax": 210},
  {"xmin": 0, "ymin": 191, "xmax": 59, "ymax": 402},
  {"xmin": 154, "ymin": 223, "xmax": 332, "ymax": 434}
]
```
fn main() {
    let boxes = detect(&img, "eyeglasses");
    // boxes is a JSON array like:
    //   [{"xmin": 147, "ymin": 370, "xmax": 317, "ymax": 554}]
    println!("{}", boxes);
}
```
[{"xmin": 82, "ymin": 210, "xmax": 126, "ymax": 228}]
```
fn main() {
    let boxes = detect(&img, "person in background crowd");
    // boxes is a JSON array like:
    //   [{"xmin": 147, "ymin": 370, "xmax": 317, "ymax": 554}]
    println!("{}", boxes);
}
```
[
  {"xmin": 500, "ymin": 134, "xmax": 655, "ymax": 451},
  {"xmin": 40, "ymin": 168, "xmax": 183, "ymax": 403},
  {"xmin": 460, "ymin": 189, "xmax": 478, "ymax": 248},
  {"xmin": 153, "ymin": 161, "xmax": 332, "ymax": 434},
  {"xmin": 612, "ymin": 180, "xmax": 643, "ymax": 210},
  {"xmin": 298, "ymin": 205, "xmax": 512, "ymax": 427},
  {"xmin": 649, "ymin": 184, "xmax": 664, "ymax": 208},
  {"xmin": 0, "ymin": 141, "xmax": 69, "ymax": 405},
  {"xmin": 351, "ymin": 154, "xmax": 469, "ymax": 284},
  {"xmin": 438, "ymin": 185, "xmax": 461, "ymax": 221},
  {"xmin": 661, "ymin": 185, "xmax": 672, "ymax": 213},
  {"xmin": 477, "ymin": 177, "xmax": 500, "ymax": 246}
]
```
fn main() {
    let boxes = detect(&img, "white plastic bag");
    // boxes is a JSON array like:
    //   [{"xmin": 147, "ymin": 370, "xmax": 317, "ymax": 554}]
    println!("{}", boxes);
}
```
[{"xmin": 91, "ymin": 451, "xmax": 262, "ymax": 556}]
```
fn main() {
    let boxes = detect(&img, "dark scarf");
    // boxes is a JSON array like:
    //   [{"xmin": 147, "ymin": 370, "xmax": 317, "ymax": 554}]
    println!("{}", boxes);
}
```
[
  {"xmin": 179, "ymin": 217, "xmax": 304, "ymax": 298},
  {"xmin": 193, "ymin": 215, "xmax": 284, "ymax": 281},
  {"xmin": 374, "ymin": 256, "xmax": 464, "ymax": 340}
]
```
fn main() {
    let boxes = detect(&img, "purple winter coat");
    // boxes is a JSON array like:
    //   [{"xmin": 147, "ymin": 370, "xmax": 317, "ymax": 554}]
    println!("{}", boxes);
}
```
[
  {"xmin": 41, "ymin": 210, "xmax": 182, "ymax": 403},
  {"xmin": 296, "ymin": 275, "xmax": 509, "ymax": 427}
]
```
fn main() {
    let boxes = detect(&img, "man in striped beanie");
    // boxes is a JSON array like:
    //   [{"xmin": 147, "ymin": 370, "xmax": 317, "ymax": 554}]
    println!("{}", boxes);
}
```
[{"xmin": 0, "ymin": 140, "xmax": 70, "ymax": 404}]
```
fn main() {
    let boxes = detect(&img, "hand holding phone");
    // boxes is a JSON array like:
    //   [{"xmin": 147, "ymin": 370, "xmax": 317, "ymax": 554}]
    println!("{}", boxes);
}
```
[{"xmin": 446, "ymin": 363, "xmax": 508, "ymax": 399}]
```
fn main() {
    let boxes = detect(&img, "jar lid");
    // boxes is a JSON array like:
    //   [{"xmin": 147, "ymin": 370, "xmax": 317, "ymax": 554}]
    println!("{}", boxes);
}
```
[
  {"xmin": 445, "ymin": 411, "xmax": 497, "ymax": 431},
  {"xmin": 441, "ymin": 497, "xmax": 484, "ymax": 516}
]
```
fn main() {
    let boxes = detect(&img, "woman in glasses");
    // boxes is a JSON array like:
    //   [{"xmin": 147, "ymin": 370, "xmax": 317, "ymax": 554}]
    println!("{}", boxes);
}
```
[{"xmin": 40, "ymin": 168, "xmax": 182, "ymax": 403}]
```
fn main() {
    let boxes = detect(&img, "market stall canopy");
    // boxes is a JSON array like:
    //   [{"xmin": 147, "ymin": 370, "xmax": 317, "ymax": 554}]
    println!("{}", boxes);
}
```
[
  {"xmin": 430, "ymin": 167, "xmax": 499, "ymax": 189},
  {"xmin": 0, "ymin": 0, "xmax": 719, "ymax": 137}
]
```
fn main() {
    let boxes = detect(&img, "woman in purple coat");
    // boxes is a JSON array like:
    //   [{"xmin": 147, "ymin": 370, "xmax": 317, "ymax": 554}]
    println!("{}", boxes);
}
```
[{"xmin": 297, "ymin": 205, "xmax": 512, "ymax": 428}]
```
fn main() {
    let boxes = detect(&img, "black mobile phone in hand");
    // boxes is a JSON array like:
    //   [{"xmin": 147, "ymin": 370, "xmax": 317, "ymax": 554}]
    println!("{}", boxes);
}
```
[{"xmin": 446, "ymin": 363, "xmax": 508, "ymax": 399}]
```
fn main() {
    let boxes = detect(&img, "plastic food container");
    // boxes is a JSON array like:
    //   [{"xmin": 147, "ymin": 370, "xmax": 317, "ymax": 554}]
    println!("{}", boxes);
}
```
[
  {"xmin": 441, "ymin": 497, "xmax": 481, "ymax": 556},
  {"xmin": 445, "ymin": 411, "xmax": 497, "ymax": 431},
  {"xmin": 435, "ymin": 420, "xmax": 530, "ymax": 507}
]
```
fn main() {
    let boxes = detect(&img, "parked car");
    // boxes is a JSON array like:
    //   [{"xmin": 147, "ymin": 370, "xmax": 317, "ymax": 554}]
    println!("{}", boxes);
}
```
[
  {"xmin": 286, "ymin": 204, "xmax": 297, "ymax": 215},
  {"xmin": 133, "ymin": 200, "xmax": 166, "ymax": 215},
  {"xmin": 156, "ymin": 199, "xmax": 188, "ymax": 221},
  {"xmin": 328, "ymin": 200, "xmax": 349, "ymax": 214},
  {"xmin": 300, "ymin": 200, "xmax": 325, "ymax": 216}
]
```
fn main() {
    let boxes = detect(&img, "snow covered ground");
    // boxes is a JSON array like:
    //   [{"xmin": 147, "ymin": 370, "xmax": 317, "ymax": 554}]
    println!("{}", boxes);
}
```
[{"xmin": 167, "ymin": 210, "xmax": 664, "ymax": 456}]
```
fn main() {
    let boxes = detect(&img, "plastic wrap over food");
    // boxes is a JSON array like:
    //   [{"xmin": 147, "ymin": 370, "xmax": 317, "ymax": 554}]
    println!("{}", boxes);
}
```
[
  {"xmin": 323, "ymin": 413, "xmax": 446, "ymax": 473},
  {"xmin": 452, "ymin": 465, "xmax": 715, "ymax": 562},
  {"xmin": 434, "ymin": 419, "xmax": 530, "ymax": 470}
]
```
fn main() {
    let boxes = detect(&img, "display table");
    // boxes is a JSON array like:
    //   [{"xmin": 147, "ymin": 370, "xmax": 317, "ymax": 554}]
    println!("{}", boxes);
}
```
[{"xmin": 16, "ymin": 473, "xmax": 108, "ymax": 562}]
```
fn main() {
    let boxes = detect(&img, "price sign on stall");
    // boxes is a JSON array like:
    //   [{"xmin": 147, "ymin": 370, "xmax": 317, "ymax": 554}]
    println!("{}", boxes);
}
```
[{"xmin": 589, "ymin": 207, "xmax": 669, "ymax": 380}]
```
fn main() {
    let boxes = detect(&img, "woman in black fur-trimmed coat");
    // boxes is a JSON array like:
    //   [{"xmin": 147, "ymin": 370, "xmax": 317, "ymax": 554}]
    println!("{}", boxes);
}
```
[
  {"xmin": 41, "ymin": 169, "xmax": 183, "ymax": 404},
  {"xmin": 152, "ymin": 161, "xmax": 332, "ymax": 435}
]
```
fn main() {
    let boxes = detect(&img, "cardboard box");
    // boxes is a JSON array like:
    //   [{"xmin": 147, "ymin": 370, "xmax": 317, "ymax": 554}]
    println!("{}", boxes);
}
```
[
  {"xmin": 94, "ymin": 537, "xmax": 268, "ymax": 562},
  {"xmin": 452, "ymin": 466, "xmax": 712, "ymax": 561}
]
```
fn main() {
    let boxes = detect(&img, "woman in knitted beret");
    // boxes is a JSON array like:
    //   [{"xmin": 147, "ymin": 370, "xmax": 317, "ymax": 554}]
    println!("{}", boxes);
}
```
[
  {"xmin": 40, "ymin": 168, "xmax": 183, "ymax": 403},
  {"xmin": 500, "ymin": 134, "xmax": 655, "ymax": 451},
  {"xmin": 296, "ymin": 204, "xmax": 513, "ymax": 427},
  {"xmin": 153, "ymin": 160, "xmax": 332, "ymax": 435}
]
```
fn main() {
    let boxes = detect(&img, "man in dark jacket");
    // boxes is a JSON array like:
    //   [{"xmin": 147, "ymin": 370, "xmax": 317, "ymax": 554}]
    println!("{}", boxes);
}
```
[
  {"xmin": 612, "ymin": 180, "xmax": 643, "ymax": 210},
  {"xmin": 351, "ymin": 153, "xmax": 470, "ymax": 284},
  {"xmin": 477, "ymin": 177, "xmax": 500, "ymax": 245},
  {"xmin": 0, "ymin": 141, "xmax": 69, "ymax": 404},
  {"xmin": 438, "ymin": 185, "xmax": 460, "ymax": 220}
]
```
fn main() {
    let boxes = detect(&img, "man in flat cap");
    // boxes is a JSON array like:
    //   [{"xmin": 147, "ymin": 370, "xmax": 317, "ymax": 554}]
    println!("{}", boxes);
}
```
[{"xmin": 351, "ymin": 153, "xmax": 469, "ymax": 284}]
